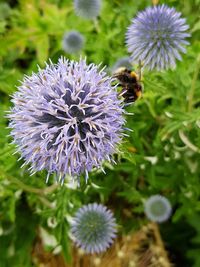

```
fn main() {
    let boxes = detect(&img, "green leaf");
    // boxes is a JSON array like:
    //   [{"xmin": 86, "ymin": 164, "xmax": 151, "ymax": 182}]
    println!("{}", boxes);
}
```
[
  {"xmin": 0, "ymin": 68, "xmax": 22, "ymax": 94},
  {"xmin": 61, "ymin": 223, "xmax": 71, "ymax": 263},
  {"xmin": 35, "ymin": 35, "xmax": 49, "ymax": 65},
  {"xmin": 192, "ymin": 20, "xmax": 200, "ymax": 32}
]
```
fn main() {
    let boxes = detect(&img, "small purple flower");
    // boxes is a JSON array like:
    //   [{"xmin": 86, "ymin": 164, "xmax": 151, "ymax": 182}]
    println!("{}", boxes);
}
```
[
  {"xmin": 62, "ymin": 31, "xmax": 84, "ymax": 54},
  {"xmin": 126, "ymin": 5, "xmax": 190, "ymax": 70},
  {"xmin": 74, "ymin": 0, "xmax": 101, "ymax": 20},
  {"xmin": 144, "ymin": 195, "xmax": 172, "ymax": 223},
  {"xmin": 8, "ymin": 57, "xmax": 125, "ymax": 183},
  {"xmin": 71, "ymin": 203, "xmax": 117, "ymax": 253}
]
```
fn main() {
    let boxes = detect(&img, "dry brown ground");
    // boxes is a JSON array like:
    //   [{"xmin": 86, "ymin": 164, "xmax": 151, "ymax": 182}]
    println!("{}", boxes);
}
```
[{"xmin": 32, "ymin": 222, "xmax": 173, "ymax": 267}]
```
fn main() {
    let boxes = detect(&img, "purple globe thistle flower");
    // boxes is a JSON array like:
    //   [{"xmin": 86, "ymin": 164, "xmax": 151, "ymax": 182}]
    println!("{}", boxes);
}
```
[
  {"xmin": 62, "ymin": 31, "xmax": 84, "ymax": 54},
  {"xmin": 126, "ymin": 5, "xmax": 190, "ymax": 71},
  {"xmin": 74, "ymin": 0, "xmax": 101, "ymax": 20},
  {"xmin": 8, "ymin": 57, "xmax": 125, "ymax": 183},
  {"xmin": 144, "ymin": 195, "xmax": 172, "ymax": 223},
  {"xmin": 71, "ymin": 203, "xmax": 117, "ymax": 253},
  {"xmin": 111, "ymin": 56, "xmax": 132, "ymax": 73}
]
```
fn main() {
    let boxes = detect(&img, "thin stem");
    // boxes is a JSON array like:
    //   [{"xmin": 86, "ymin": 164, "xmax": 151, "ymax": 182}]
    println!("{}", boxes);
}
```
[
  {"xmin": 0, "ymin": 168, "xmax": 58, "ymax": 195},
  {"xmin": 151, "ymin": 222, "xmax": 172, "ymax": 267},
  {"xmin": 138, "ymin": 60, "xmax": 143, "ymax": 81},
  {"xmin": 188, "ymin": 55, "xmax": 200, "ymax": 112},
  {"xmin": 179, "ymin": 130, "xmax": 199, "ymax": 153},
  {"xmin": 144, "ymin": 99, "xmax": 157, "ymax": 118},
  {"xmin": 38, "ymin": 196, "xmax": 54, "ymax": 208},
  {"xmin": 93, "ymin": 18, "xmax": 100, "ymax": 33}
]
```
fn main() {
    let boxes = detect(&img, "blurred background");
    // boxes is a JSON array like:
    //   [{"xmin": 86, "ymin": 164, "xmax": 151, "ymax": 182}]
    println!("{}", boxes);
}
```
[{"xmin": 0, "ymin": 0, "xmax": 200, "ymax": 266}]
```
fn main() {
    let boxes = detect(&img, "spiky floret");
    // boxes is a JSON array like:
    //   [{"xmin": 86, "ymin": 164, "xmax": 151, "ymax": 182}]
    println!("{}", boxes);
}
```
[
  {"xmin": 71, "ymin": 203, "xmax": 117, "ymax": 253},
  {"xmin": 126, "ymin": 5, "xmax": 190, "ymax": 71},
  {"xmin": 62, "ymin": 30, "xmax": 84, "ymax": 54},
  {"xmin": 8, "ymin": 57, "xmax": 125, "ymax": 183},
  {"xmin": 74, "ymin": 0, "xmax": 101, "ymax": 19},
  {"xmin": 144, "ymin": 195, "xmax": 172, "ymax": 223}
]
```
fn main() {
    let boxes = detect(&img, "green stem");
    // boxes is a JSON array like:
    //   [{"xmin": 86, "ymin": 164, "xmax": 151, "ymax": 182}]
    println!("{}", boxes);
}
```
[
  {"xmin": 188, "ymin": 56, "xmax": 200, "ymax": 112},
  {"xmin": 93, "ymin": 18, "xmax": 100, "ymax": 33},
  {"xmin": 138, "ymin": 60, "xmax": 143, "ymax": 81},
  {"xmin": 145, "ymin": 100, "xmax": 157, "ymax": 118},
  {"xmin": 0, "ymin": 168, "xmax": 58, "ymax": 195},
  {"xmin": 38, "ymin": 196, "xmax": 54, "ymax": 208},
  {"xmin": 179, "ymin": 130, "xmax": 199, "ymax": 153}
]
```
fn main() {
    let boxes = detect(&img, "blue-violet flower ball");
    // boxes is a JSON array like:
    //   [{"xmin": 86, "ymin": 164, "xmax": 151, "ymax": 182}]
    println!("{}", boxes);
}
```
[
  {"xmin": 62, "ymin": 31, "xmax": 84, "ymax": 54},
  {"xmin": 126, "ymin": 5, "xmax": 190, "ymax": 71},
  {"xmin": 71, "ymin": 203, "xmax": 117, "ymax": 253},
  {"xmin": 144, "ymin": 195, "xmax": 172, "ymax": 223},
  {"xmin": 111, "ymin": 56, "xmax": 132, "ymax": 73},
  {"xmin": 8, "ymin": 57, "xmax": 125, "ymax": 183},
  {"xmin": 74, "ymin": 0, "xmax": 101, "ymax": 20}
]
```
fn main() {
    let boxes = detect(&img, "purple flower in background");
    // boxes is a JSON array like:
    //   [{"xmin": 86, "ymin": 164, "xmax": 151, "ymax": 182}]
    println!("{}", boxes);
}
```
[
  {"xmin": 126, "ymin": 5, "xmax": 190, "ymax": 71},
  {"xmin": 8, "ymin": 57, "xmax": 125, "ymax": 183},
  {"xmin": 74, "ymin": 0, "xmax": 101, "ymax": 20},
  {"xmin": 144, "ymin": 195, "xmax": 172, "ymax": 223},
  {"xmin": 71, "ymin": 203, "xmax": 117, "ymax": 253},
  {"xmin": 62, "ymin": 30, "xmax": 84, "ymax": 54},
  {"xmin": 111, "ymin": 56, "xmax": 132, "ymax": 73}
]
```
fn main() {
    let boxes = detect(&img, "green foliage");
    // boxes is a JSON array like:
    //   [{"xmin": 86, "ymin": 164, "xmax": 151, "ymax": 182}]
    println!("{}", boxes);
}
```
[{"xmin": 0, "ymin": 0, "xmax": 200, "ymax": 266}]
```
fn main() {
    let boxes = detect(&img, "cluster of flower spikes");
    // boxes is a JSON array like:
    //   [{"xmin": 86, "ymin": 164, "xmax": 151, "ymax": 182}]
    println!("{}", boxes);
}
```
[
  {"xmin": 126, "ymin": 4, "xmax": 190, "ymax": 71},
  {"xmin": 8, "ymin": 58, "xmax": 125, "ymax": 183},
  {"xmin": 71, "ymin": 203, "xmax": 117, "ymax": 253}
]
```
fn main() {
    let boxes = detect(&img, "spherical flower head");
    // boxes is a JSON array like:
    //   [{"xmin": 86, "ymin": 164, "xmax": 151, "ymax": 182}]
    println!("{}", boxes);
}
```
[
  {"xmin": 74, "ymin": 0, "xmax": 101, "ymax": 20},
  {"xmin": 8, "ymin": 57, "xmax": 125, "ymax": 183},
  {"xmin": 111, "ymin": 57, "xmax": 132, "ymax": 73},
  {"xmin": 71, "ymin": 203, "xmax": 117, "ymax": 253},
  {"xmin": 144, "ymin": 195, "xmax": 172, "ymax": 223},
  {"xmin": 126, "ymin": 5, "xmax": 190, "ymax": 71},
  {"xmin": 62, "ymin": 31, "xmax": 84, "ymax": 54}
]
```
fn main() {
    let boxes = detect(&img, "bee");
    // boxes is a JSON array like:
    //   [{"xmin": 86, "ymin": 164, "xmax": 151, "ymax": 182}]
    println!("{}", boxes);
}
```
[{"xmin": 113, "ymin": 67, "xmax": 142, "ymax": 104}]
